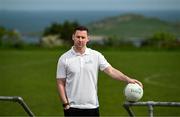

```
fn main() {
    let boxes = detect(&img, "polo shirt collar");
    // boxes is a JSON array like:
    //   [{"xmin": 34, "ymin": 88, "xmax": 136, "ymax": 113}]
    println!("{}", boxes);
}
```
[{"xmin": 71, "ymin": 46, "xmax": 90, "ymax": 56}]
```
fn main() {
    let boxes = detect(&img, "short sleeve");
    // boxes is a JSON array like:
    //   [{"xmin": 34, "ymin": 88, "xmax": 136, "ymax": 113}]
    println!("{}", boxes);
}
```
[
  {"xmin": 56, "ymin": 57, "xmax": 66, "ymax": 79},
  {"xmin": 98, "ymin": 53, "xmax": 110, "ymax": 71}
]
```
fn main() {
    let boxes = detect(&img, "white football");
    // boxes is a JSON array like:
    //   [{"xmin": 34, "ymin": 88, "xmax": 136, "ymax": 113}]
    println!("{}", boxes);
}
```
[{"xmin": 124, "ymin": 83, "xmax": 143, "ymax": 102}]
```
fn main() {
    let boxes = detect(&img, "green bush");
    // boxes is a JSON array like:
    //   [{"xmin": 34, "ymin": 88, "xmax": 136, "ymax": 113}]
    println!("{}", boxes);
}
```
[{"xmin": 148, "ymin": 31, "xmax": 177, "ymax": 48}]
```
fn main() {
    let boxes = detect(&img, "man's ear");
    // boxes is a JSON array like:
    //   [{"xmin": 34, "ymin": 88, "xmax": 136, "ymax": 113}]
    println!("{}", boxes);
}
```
[
  {"xmin": 72, "ymin": 34, "xmax": 75, "ymax": 40},
  {"xmin": 87, "ymin": 36, "xmax": 90, "ymax": 42}
]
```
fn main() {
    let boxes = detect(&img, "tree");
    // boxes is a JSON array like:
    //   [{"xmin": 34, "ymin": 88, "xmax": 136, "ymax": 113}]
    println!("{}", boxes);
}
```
[
  {"xmin": 42, "ymin": 21, "xmax": 79, "ymax": 45},
  {"xmin": 61, "ymin": 21, "xmax": 79, "ymax": 44},
  {"xmin": 4, "ymin": 29, "xmax": 23, "ymax": 48},
  {"xmin": 0, "ymin": 27, "xmax": 23, "ymax": 48},
  {"xmin": 43, "ymin": 22, "xmax": 62, "ymax": 36},
  {"xmin": 0, "ymin": 26, "xmax": 6, "ymax": 46},
  {"xmin": 148, "ymin": 31, "xmax": 177, "ymax": 48}
]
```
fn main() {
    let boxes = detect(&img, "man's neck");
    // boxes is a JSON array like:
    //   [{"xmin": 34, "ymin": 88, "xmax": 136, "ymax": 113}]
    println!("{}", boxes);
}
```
[{"xmin": 73, "ymin": 46, "xmax": 86, "ymax": 55}]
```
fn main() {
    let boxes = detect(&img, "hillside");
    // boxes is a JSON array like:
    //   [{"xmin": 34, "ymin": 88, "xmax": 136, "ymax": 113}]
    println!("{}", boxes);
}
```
[{"xmin": 87, "ymin": 13, "xmax": 180, "ymax": 39}]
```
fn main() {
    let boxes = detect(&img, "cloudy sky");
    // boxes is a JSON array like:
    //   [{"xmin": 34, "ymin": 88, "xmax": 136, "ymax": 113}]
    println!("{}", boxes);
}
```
[{"xmin": 0, "ymin": 0, "xmax": 180, "ymax": 11}]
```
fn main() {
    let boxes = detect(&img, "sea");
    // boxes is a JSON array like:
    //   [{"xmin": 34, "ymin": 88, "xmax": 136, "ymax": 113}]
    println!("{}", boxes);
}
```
[{"xmin": 0, "ymin": 10, "xmax": 180, "ymax": 43}]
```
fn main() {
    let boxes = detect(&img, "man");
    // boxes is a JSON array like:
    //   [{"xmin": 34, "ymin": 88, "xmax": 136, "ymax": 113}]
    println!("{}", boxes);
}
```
[{"xmin": 56, "ymin": 26, "xmax": 143, "ymax": 116}]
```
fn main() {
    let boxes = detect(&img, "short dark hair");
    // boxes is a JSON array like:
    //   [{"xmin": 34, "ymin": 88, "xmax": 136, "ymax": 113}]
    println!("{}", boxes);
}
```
[{"xmin": 74, "ymin": 26, "xmax": 89, "ymax": 34}]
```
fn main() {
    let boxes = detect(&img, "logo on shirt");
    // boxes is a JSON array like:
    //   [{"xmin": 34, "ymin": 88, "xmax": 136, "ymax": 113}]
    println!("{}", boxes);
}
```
[{"xmin": 85, "ymin": 60, "xmax": 93, "ymax": 64}]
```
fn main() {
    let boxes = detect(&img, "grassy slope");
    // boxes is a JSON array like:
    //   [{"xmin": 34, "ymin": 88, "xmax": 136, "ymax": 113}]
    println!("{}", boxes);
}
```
[
  {"xmin": 0, "ymin": 49, "xmax": 180, "ymax": 116},
  {"xmin": 87, "ymin": 14, "xmax": 180, "ymax": 38}
]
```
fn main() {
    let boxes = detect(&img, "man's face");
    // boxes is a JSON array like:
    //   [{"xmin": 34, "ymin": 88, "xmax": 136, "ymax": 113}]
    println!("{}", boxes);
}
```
[{"xmin": 73, "ymin": 30, "xmax": 89, "ymax": 48}]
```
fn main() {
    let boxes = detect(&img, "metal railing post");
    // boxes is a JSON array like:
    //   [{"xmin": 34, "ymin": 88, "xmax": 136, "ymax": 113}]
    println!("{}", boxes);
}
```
[
  {"xmin": 147, "ymin": 104, "xmax": 153, "ymax": 117},
  {"xmin": 123, "ymin": 102, "xmax": 135, "ymax": 117},
  {"xmin": 123, "ymin": 101, "xmax": 180, "ymax": 117},
  {"xmin": 0, "ymin": 96, "xmax": 35, "ymax": 117}
]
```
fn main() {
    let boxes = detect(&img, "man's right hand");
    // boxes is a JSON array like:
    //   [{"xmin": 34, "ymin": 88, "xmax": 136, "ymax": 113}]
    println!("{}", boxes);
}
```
[{"xmin": 64, "ymin": 104, "xmax": 70, "ymax": 110}]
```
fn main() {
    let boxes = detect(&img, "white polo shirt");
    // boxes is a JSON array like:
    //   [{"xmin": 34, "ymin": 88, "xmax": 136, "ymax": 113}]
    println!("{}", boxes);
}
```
[{"xmin": 56, "ymin": 47, "xmax": 110, "ymax": 109}]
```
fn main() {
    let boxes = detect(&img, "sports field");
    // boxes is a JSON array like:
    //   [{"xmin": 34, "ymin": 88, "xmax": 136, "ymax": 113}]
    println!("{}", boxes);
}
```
[{"xmin": 0, "ymin": 49, "xmax": 180, "ymax": 116}]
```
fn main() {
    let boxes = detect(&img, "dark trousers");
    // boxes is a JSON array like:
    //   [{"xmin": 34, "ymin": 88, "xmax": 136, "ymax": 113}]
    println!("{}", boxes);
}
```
[{"xmin": 64, "ymin": 107, "xmax": 99, "ymax": 117}]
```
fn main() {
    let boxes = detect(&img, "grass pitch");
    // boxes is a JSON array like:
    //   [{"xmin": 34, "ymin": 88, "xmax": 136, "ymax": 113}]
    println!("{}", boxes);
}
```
[{"xmin": 0, "ymin": 49, "xmax": 180, "ymax": 116}]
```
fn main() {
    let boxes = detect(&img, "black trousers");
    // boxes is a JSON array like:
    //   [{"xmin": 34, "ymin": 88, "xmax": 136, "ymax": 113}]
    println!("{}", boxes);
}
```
[{"xmin": 64, "ymin": 107, "xmax": 99, "ymax": 117}]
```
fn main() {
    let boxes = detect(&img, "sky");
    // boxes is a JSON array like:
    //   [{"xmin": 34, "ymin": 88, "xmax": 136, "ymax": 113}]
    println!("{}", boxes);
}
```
[{"xmin": 0, "ymin": 0, "xmax": 180, "ymax": 11}]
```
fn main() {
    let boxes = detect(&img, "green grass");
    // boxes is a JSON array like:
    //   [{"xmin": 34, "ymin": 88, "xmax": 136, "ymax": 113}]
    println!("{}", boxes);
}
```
[{"xmin": 0, "ymin": 49, "xmax": 180, "ymax": 116}]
